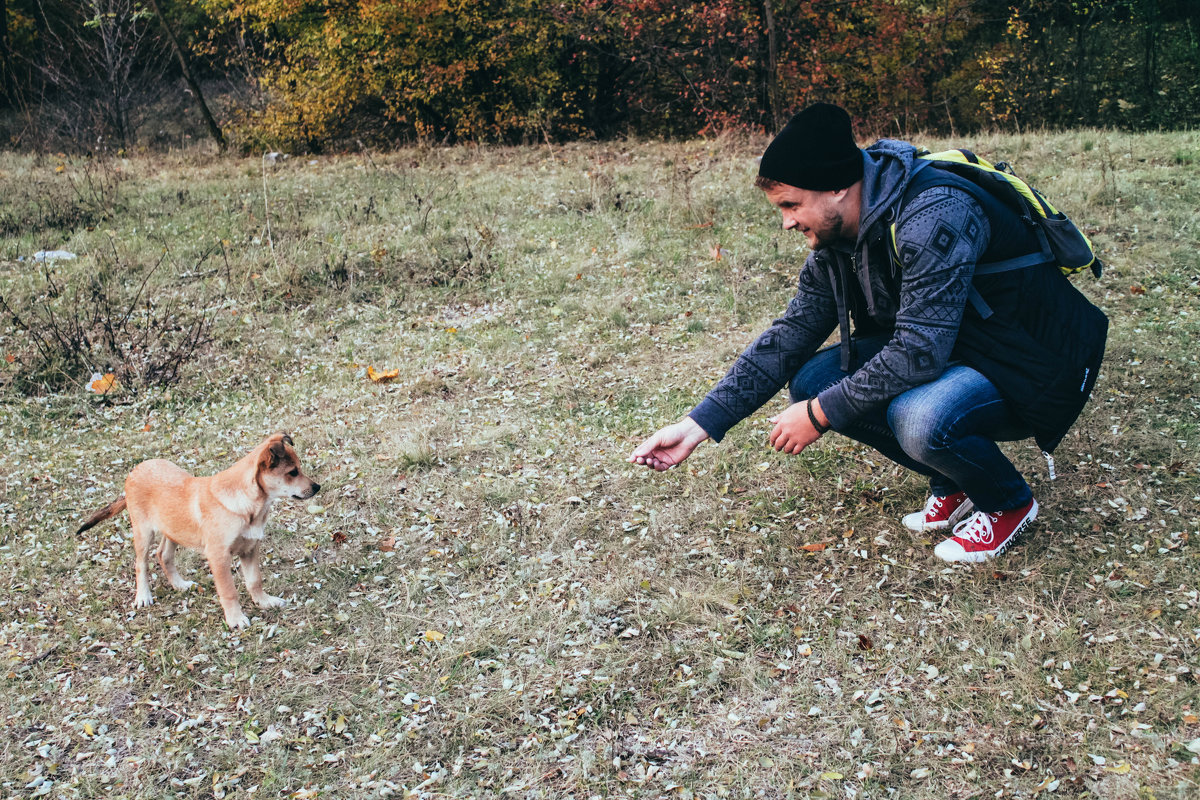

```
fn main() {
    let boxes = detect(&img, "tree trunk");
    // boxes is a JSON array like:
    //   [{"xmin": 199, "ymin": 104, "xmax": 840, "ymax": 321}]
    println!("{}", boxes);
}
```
[
  {"xmin": 0, "ymin": 1, "xmax": 12, "ymax": 104},
  {"xmin": 1142, "ymin": 0, "xmax": 1160, "ymax": 118},
  {"xmin": 762, "ymin": 0, "xmax": 782, "ymax": 130},
  {"xmin": 146, "ymin": 0, "xmax": 226, "ymax": 151}
]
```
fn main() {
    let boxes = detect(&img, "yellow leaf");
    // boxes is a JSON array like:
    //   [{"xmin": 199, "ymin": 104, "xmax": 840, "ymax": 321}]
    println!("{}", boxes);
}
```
[
  {"xmin": 87, "ymin": 372, "xmax": 118, "ymax": 394},
  {"xmin": 367, "ymin": 365, "xmax": 399, "ymax": 383},
  {"xmin": 83, "ymin": 722, "xmax": 94, "ymax": 736},
  {"xmin": 821, "ymin": 772, "xmax": 843, "ymax": 780},
  {"xmin": 424, "ymin": 629, "xmax": 445, "ymax": 642},
  {"xmin": 1104, "ymin": 763, "xmax": 1131, "ymax": 774},
  {"xmin": 334, "ymin": 714, "xmax": 346, "ymax": 733}
]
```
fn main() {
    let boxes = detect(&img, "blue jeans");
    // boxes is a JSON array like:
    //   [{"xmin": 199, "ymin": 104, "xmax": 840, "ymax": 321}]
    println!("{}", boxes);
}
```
[{"xmin": 790, "ymin": 335, "xmax": 1033, "ymax": 513}]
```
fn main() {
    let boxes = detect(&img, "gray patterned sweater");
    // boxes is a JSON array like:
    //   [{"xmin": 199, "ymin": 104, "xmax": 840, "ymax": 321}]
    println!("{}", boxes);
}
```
[{"xmin": 689, "ymin": 139, "xmax": 992, "ymax": 441}]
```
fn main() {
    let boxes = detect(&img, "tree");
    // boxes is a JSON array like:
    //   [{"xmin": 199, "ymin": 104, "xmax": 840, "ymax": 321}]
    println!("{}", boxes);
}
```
[{"xmin": 145, "ymin": 0, "xmax": 225, "ymax": 150}]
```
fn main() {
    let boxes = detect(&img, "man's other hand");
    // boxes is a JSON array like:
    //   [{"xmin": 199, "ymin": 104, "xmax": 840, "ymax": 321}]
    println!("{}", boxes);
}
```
[
  {"xmin": 628, "ymin": 417, "xmax": 710, "ymax": 471},
  {"xmin": 769, "ymin": 400, "xmax": 826, "ymax": 455}
]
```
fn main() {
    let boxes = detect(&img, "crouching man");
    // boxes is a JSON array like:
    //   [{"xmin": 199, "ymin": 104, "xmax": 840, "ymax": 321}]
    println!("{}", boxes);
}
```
[{"xmin": 629, "ymin": 103, "xmax": 1107, "ymax": 562}]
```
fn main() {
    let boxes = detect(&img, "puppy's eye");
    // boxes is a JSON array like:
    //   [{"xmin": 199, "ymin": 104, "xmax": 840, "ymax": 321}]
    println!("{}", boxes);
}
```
[{"xmin": 287, "ymin": 468, "xmax": 299, "ymax": 477}]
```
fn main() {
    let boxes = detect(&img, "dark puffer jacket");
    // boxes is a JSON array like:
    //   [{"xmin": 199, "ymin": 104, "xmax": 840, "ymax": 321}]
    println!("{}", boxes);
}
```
[{"xmin": 689, "ymin": 139, "xmax": 1107, "ymax": 453}]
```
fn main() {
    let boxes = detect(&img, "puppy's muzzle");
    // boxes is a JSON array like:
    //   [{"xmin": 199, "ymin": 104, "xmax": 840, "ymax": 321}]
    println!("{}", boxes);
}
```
[{"xmin": 294, "ymin": 481, "xmax": 320, "ymax": 500}]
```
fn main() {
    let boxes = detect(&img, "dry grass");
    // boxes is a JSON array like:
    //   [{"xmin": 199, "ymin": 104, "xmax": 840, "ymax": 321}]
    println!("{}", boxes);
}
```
[{"xmin": 1, "ymin": 130, "xmax": 1198, "ymax": 799}]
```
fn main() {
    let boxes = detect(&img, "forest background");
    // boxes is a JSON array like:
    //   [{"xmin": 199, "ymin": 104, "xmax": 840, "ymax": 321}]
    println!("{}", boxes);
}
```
[
  {"xmin": 0, "ymin": 0, "xmax": 1198, "ymax": 153},
  {"xmin": 2, "ymin": 1, "xmax": 1200, "ymax": 798}
]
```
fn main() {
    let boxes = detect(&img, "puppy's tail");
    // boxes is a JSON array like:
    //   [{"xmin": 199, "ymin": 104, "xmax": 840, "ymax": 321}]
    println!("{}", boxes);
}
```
[{"xmin": 76, "ymin": 496, "xmax": 127, "ymax": 534}]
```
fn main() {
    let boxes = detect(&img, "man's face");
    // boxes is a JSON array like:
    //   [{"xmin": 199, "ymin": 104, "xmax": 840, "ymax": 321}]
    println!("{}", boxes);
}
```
[{"xmin": 763, "ymin": 183, "xmax": 852, "ymax": 250}]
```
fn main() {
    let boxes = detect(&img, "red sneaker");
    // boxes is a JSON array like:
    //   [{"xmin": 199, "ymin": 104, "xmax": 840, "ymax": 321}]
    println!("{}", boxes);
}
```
[
  {"xmin": 934, "ymin": 498, "xmax": 1039, "ymax": 563},
  {"xmin": 902, "ymin": 491, "xmax": 974, "ymax": 532}
]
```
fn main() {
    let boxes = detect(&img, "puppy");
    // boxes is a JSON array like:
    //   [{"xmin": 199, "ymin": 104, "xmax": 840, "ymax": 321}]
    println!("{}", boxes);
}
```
[{"xmin": 77, "ymin": 432, "xmax": 320, "ymax": 628}]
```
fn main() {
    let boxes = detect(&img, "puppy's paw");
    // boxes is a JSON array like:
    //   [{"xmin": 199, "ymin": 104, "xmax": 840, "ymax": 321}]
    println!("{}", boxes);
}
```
[
  {"xmin": 170, "ymin": 579, "xmax": 196, "ymax": 592},
  {"xmin": 225, "ymin": 610, "xmax": 251, "ymax": 629},
  {"xmin": 133, "ymin": 592, "xmax": 155, "ymax": 609},
  {"xmin": 256, "ymin": 594, "xmax": 286, "ymax": 609}
]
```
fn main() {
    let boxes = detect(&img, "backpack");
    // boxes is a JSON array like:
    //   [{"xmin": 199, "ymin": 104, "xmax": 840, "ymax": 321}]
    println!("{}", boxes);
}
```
[{"xmin": 892, "ymin": 148, "xmax": 1103, "ymax": 280}]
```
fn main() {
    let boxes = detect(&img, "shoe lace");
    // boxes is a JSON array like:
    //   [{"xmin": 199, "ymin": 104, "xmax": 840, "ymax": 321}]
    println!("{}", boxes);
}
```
[
  {"xmin": 926, "ymin": 493, "xmax": 961, "ymax": 519},
  {"xmin": 952, "ymin": 511, "xmax": 998, "ymax": 545}
]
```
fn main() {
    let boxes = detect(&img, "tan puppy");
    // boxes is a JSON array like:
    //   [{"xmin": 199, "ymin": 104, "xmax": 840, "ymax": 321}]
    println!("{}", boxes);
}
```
[{"xmin": 77, "ymin": 432, "xmax": 320, "ymax": 629}]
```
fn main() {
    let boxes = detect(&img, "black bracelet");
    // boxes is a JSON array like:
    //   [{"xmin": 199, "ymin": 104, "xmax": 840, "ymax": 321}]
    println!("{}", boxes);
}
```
[{"xmin": 806, "ymin": 399, "xmax": 831, "ymax": 434}]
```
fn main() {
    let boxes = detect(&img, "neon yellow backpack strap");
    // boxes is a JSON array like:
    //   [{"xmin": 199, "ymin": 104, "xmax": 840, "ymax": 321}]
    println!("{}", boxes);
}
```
[
  {"xmin": 896, "ymin": 147, "xmax": 1101, "ymax": 278},
  {"xmin": 920, "ymin": 149, "xmax": 1058, "ymax": 217}
]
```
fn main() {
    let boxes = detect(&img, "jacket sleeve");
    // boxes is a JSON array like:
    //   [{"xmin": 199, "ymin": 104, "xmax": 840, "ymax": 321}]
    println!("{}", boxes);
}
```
[
  {"xmin": 816, "ymin": 186, "xmax": 991, "ymax": 428},
  {"xmin": 688, "ymin": 254, "xmax": 838, "ymax": 442}
]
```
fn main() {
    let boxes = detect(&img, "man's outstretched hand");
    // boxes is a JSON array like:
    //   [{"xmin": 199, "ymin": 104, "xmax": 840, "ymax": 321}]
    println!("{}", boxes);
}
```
[{"xmin": 628, "ymin": 417, "xmax": 710, "ymax": 471}]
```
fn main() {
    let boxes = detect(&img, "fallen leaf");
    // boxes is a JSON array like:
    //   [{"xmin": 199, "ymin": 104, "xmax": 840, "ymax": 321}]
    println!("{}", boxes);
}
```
[
  {"xmin": 800, "ymin": 542, "xmax": 827, "ymax": 552},
  {"xmin": 367, "ymin": 365, "xmax": 399, "ymax": 383},
  {"xmin": 377, "ymin": 536, "xmax": 396, "ymax": 552},
  {"xmin": 331, "ymin": 531, "xmax": 348, "ymax": 544},
  {"xmin": 1129, "ymin": 285, "xmax": 1146, "ymax": 295},
  {"xmin": 1104, "ymin": 762, "xmax": 1131, "ymax": 774},
  {"xmin": 4, "ymin": 354, "xmax": 14, "ymax": 363},
  {"xmin": 424, "ymin": 629, "xmax": 445, "ymax": 642},
  {"xmin": 857, "ymin": 634, "xmax": 874, "ymax": 651},
  {"xmin": 87, "ymin": 372, "xmax": 118, "ymax": 394}
]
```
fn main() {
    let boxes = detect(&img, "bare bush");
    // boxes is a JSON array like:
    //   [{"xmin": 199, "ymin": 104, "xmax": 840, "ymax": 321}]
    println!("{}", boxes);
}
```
[{"xmin": 0, "ymin": 246, "xmax": 214, "ymax": 395}]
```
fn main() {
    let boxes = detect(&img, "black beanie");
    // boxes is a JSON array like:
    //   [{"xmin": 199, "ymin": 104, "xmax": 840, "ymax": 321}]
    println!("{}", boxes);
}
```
[{"xmin": 758, "ymin": 103, "xmax": 863, "ymax": 191}]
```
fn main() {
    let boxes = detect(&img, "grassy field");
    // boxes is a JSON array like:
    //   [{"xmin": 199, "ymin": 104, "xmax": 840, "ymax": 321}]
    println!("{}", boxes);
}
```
[{"xmin": 0, "ymin": 129, "xmax": 1198, "ymax": 799}]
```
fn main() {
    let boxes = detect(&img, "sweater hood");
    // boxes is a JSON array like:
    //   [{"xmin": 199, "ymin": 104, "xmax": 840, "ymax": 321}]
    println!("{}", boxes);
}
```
[{"xmin": 856, "ymin": 139, "xmax": 921, "ymax": 245}]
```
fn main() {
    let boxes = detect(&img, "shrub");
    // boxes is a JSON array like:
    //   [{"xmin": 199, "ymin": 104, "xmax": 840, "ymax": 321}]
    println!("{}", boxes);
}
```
[{"xmin": 0, "ymin": 250, "xmax": 214, "ymax": 396}]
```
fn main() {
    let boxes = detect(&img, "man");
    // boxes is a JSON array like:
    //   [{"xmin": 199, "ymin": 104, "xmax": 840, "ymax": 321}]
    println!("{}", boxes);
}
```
[{"xmin": 628, "ymin": 103, "xmax": 1107, "ymax": 563}]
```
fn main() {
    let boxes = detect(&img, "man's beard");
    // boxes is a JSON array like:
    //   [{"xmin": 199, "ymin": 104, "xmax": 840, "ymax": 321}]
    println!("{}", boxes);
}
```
[{"xmin": 809, "ymin": 208, "xmax": 847, "ymax": 249}]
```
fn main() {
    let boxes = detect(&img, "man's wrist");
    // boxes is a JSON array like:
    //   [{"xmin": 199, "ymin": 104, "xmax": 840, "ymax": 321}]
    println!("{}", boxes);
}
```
[
  {"xmin": 806, "ymin": 399, "xmax": 831, "ymax": 434},
  {"xmin": 680, "ymin": 415, "xmax": 711, "ymax": 444}
]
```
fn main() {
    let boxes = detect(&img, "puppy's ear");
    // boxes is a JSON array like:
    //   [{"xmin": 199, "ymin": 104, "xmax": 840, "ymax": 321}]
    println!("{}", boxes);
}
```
[
  {"xmin": 267, "ymin": 439, "xmax": 290, "ymax": 469},
  {"xmin": 280, "ymin": 432, "xmax": 295, "ymax": 447}
]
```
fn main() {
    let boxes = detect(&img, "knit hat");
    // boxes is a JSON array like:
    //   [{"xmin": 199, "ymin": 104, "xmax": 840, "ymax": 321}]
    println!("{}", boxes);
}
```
[{"xmin": 758, "ymin": 103, "xmax": 863, "ymax": 191}]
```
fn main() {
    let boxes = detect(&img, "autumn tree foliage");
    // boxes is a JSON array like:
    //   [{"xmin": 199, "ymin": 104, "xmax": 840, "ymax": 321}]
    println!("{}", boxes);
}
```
[
  {"xmin": 1, "ymin": 0, "xmax": 1197, "ymax": 150},
  {"xmin": 202, "ymin": 0, "xmax": 593, "ymax": 146}
]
